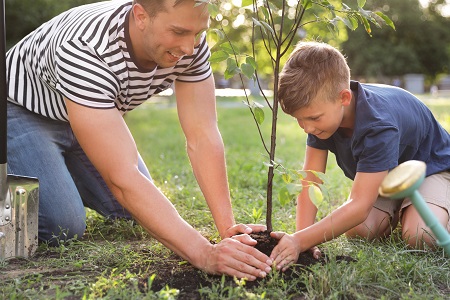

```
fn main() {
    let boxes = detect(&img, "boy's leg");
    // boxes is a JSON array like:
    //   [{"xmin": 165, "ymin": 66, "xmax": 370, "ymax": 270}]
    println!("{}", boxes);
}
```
[
  {"xmin": 64, "ymin": 138, "xmax": 152, "ymax": 220},
  {"xmin": 401, "ymin": 172, "xmax": 450, "ymax": 249},
  {"xmin": 7, "ymin": 102, "xmax": 86, "ymax": 245},
  {"xmin": 345, "ymin": 197, "xmax": 400, "ymax": 240}
]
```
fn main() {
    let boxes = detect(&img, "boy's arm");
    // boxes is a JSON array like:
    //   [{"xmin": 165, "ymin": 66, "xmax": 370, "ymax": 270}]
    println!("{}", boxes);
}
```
[
  {"xmin": 271, "ymin": 169, "xmax": 388, "ymax": 270},
  {"xmin": 296, "ymin": 170, "xmax": 388, "ymax": 248}
]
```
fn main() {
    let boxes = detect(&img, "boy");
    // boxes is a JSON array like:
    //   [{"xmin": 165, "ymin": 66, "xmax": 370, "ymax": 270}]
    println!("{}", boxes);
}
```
[{"xmin": 270, "ymin": 41, "xmax": 450, "ymax": 271}]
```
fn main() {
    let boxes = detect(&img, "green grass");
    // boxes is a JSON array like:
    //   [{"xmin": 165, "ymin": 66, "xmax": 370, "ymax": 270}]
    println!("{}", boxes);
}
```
[{"xmin": 1, "ymin": 94, "xmax": 449, "ymax": 299}]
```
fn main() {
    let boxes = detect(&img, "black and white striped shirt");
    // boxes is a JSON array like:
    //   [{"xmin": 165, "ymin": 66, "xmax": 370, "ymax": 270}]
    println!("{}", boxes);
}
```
[{"xmin": 6, "ymin": 0, "xmax": 212, "ymax": 121}]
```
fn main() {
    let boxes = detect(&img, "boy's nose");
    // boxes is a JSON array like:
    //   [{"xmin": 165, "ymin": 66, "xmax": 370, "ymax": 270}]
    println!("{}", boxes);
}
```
[{"xmin": 299, "ymin": 120, "xmax": 314, "ymax": 134}]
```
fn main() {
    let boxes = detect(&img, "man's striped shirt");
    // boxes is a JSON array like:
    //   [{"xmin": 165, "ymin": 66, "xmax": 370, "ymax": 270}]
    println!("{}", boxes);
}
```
[{"xmin": 6, "ymin": 0, "xmax": 212, "ymax": 122}]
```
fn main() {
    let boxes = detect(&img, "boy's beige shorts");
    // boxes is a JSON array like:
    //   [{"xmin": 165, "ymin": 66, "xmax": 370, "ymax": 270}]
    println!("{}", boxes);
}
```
[{"xmin": 374, "ymin": 171, "xmax": 450, "ymax": 230}]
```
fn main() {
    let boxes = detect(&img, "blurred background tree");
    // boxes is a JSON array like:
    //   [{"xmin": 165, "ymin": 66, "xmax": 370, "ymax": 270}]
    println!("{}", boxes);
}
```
[{"xmin": 341, "ymin": 0, "xmax": 450, "ymax": 85}]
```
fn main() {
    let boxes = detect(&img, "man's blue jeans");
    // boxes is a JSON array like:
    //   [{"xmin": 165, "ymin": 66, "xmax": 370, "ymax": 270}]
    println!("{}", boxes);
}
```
[{"xmin": 6, "ymin": 102, "xmax": 152, "ymax": 245}]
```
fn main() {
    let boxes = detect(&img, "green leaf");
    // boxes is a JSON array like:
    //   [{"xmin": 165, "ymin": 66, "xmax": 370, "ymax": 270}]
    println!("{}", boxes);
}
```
[
  {"xmin": 286, "ymin": 183, "xmax": 303, "ymax": 195},
  {"xmin": 241, "ymin": 0, "xmax": 253, "ymax": 8},
  {"xmin": 241, "ymin": 63, "xmax": 255, "ymax": 79},
  {"xmin": 209, "ymin": 50, "xmax": 229, "ymax": 63},
  {"xmin": 260, "ymin": 6, "xmax": 269, "ymax": 20},
  {"xmin": 254, "ymin": 107, "xmax": 265, "ymax": 125},
  {"xmin": 261, "ymin": 20, "xmax": 275, "ymax": 37},
  {"xmin": 308, "ymin": 185, "xmax": 324, "ymax": 207},
  {"xmin": 282, "ymin": 173, "xmax": 291, "ymax": 183},
  {"xmin": 252, "ymin": 17, "xmax": 265, "ymax": 34},
  {"xmin": 301, "ymin": 0, "xmax": 312, "ymax": 10},
  {"xmin": 278, "ymin": 187, "xmax": 291, "ymax": 207},
  {"xmin": 357, "ymin": 12, "xmax": 372, "ymax": 36},
  {"xmin": 296, "ymin": 170, "xmax": 307, "ymax": 180},
  {"xmin": 342, "ymin": 3, "xmax": 351, "ymax": 11},
  {"xmin": 220, "ymin": 43, "xmax": 234, "ymax": 54},
  {"xmin": 336, "ymin": 16, "xmax": 356, "ymax": 30},
  {"xmin": 224, "ymin": 58, "xmax": 240, "ymax": 79},
  {"xmin": 246, "ymin": 56, "xmax": 257, "ymax": 69},
  {"xmin": 309, "ymin": 170, "xmax": 327, "ymax": 183},
  {"xmin": 347, "ymin": 15, "xmax": 359, "ymax": 30},
  {"xmin": 375, "ymin": 11, "xmax": 395, "ymax": 30},
  {"xmin": 209, "ymin": 28, "xmax": 224, "ymax": 41},
  {"xmin": 207, "ymin": 3, "xmax": 220, "ymax": 18},
  {"xmin": 357, "ymin": 0, "xmax": 366, "ymax": 8}
]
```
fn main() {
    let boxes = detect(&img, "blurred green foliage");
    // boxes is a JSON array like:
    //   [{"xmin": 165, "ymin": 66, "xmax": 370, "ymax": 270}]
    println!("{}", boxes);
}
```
[{"xmin": 5, "ymin": 0, "xmax": 98, "ymax": 48}]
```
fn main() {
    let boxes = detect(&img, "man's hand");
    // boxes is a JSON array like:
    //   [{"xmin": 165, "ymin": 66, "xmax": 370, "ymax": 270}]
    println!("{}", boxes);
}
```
[
  {"xmin": 201, "ymin": 238, "xmax": 273, "ymax": 281},
  {"xmin": 269, "ymin": 231, "xmax": 301, "ymax": 272}
]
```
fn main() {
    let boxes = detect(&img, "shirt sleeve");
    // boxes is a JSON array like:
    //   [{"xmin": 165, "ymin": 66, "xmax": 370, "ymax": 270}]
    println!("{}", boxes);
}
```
[{"xmin": 55, "ymin": 39, "xmax": 119, "ymax": 109}]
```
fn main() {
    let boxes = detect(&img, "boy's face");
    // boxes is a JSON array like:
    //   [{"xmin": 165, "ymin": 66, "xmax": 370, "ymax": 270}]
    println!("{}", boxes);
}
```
[{"xmin": 291, "ymin": 90, "xmax": 352, "ymax": 140}]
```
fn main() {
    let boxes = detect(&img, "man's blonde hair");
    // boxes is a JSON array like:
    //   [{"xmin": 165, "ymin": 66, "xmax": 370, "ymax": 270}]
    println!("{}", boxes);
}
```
[{"xmin": 278, "ymin": 41, "xmax": 350, "ymax": 115}]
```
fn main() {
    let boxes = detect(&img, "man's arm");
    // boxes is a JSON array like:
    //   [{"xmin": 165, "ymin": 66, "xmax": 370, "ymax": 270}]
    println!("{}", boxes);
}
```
[
  {"xmin": 174, "ymin": 76, "xmax": 262, "ymax": 238},
  {"xmin": 65, "ymin": 98, "xmax": 271, "ymax": 280}
]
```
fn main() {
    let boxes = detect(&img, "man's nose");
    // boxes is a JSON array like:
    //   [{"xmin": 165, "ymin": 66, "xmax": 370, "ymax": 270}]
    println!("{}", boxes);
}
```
[{"xmin": 180, "ymin": 36, "xmax": 196, "ymax": 56}]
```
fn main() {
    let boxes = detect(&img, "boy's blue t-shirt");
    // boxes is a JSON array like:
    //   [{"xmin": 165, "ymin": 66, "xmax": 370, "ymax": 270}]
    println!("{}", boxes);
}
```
[{"xmin": 307, "ymin": 81, "xmax": 450, "ymax": 180}]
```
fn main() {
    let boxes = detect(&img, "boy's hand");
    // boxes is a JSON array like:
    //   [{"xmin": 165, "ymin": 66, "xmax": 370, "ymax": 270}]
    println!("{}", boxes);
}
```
[
  {"xmin": 224, "ymin": 224, "xmax": 267, "ymax": 246},
  {"xmin": 309, "ymin": 246, "xmax": 322, "ymax": 259},
  {"xmin": 269, "ymin": 231, "xmax": 301, "ymax": 272}
]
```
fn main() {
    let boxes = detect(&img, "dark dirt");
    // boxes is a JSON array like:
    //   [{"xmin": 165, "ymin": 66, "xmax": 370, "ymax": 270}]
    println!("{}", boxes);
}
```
[
  {"xmin": 1, "ymin": 232, "xmax": 355, "ymax": 299},
  {"xmin": 149, "ymin": 231, "xmax": 356, "ymax": 299}
]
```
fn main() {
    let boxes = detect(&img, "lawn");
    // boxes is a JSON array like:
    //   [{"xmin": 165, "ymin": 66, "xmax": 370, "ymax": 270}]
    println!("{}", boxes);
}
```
[{"xmin": 1, "ymin": 94, "xmax": 449, "ymax": 299}]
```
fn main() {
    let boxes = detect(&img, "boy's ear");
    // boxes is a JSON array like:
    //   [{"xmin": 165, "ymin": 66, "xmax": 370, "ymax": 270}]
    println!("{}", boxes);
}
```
[{"xmin": 339, "ymin": 89, "xmax": 352, "ymax": 106}]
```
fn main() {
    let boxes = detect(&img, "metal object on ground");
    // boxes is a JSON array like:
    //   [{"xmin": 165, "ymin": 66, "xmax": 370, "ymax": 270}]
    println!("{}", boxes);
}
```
[
  {"xmin": 379, "ymin": 160, "xmax": 450, "ymax": 257},
  {"xmin": 0, "ymin": 0, "xmax": 40, "ymax": 261}
]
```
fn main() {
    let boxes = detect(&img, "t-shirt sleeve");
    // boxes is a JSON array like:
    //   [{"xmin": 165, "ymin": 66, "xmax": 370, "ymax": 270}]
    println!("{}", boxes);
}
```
[
  {"xmin": 176, "ymin": 32, "xmax": 212, "ymax": 82},
  {"xmin": 353, "ymin": 125, "xmax": 400, "ymax": 173},
  {"xmin": 307, "ymin": 134, "xmax": 329, "ymax": 150},
  {"xmin": 55, "ymin": 39, "xmax": 119, "ymax": 109}
]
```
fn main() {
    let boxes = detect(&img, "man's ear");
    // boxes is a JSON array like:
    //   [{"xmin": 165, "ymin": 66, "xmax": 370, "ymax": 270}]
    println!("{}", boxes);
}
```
[
  {"xmin": 339, "ymin": 88, "xmax": 352, "ymax": 106},
  {"xmin": 132, "ymin": 4, "xmax": 149, "ymax": 30}
]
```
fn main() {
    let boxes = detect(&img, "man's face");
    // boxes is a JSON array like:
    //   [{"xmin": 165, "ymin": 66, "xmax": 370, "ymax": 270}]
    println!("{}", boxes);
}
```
[
  {"xmin": 291, "ymin": 94, "xmax": 345, "ymax": 140},
  {"xmin": 135, "ymin": 0, "xmax": 210, "ymax": 69}
]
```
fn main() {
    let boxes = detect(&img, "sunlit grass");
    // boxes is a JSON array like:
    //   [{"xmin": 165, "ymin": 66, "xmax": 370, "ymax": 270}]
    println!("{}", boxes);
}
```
[{"xmin": 1, "ymin": 94, "xmax": 449, "ymax": 299}]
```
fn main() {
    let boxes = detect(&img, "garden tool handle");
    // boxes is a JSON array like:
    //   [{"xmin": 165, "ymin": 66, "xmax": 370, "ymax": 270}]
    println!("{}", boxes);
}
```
[
  {"xmin": 0, "ymin": 0, "xmax": 6, "ymax": 166},
  {"xmin": 410, "ymin": 190, "xmax": 450, "ymax": 256}
]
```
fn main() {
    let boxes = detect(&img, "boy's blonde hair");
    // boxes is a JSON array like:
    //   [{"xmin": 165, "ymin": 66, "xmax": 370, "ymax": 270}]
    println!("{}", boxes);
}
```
[{"xmin": 278, "ymin": 41, "xmax": 351, "ymax": 115}]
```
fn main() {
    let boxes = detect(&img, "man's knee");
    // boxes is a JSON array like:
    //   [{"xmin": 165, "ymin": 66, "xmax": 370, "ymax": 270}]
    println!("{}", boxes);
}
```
[{"xmin": 39, "ymin": 214, "xmax": 86, "ymax": 246}]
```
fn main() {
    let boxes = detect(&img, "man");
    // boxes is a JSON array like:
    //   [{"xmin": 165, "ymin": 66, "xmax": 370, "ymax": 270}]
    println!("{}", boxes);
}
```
[{"xmin": 6, "ymin": 0, "xmax": 272, "ymax": 280}]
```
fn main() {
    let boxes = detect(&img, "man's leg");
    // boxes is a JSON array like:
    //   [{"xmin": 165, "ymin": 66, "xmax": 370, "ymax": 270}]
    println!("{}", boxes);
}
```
[
  {"xmin": 64, "ymin": 138, "xmax": 152, "ymax": 220},
  {"xmin": 7, "ymin": 102, "xmax": 86, "ymax": 245}
]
